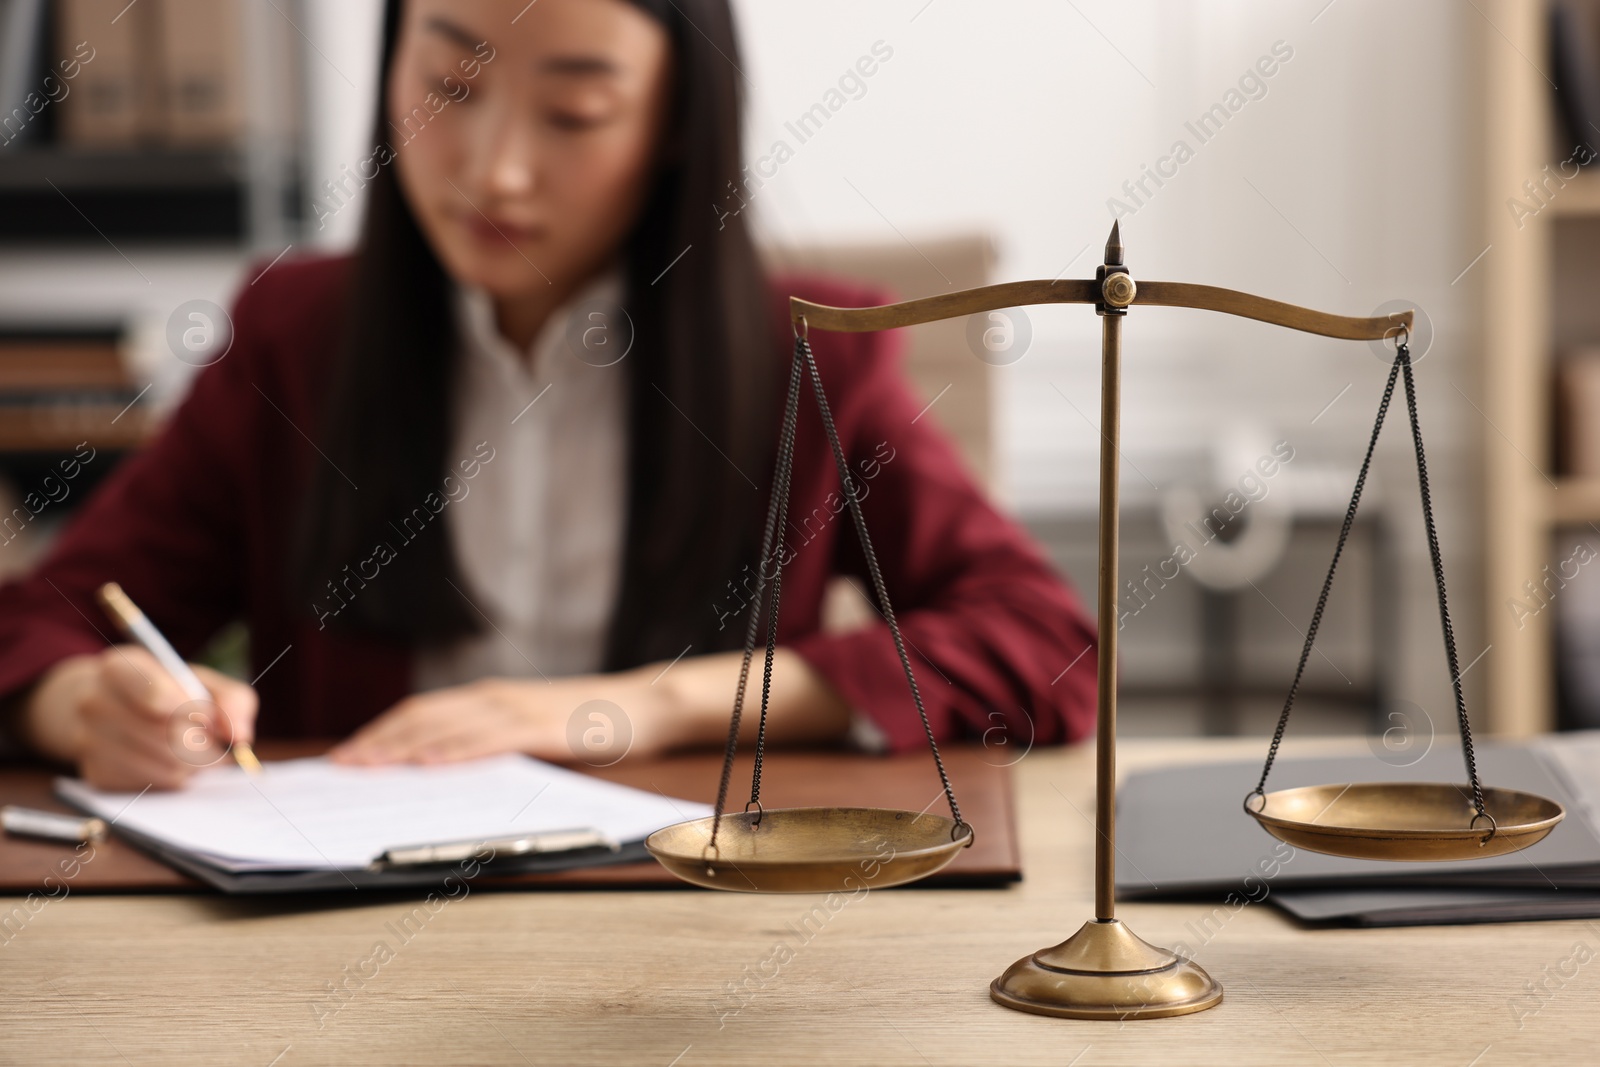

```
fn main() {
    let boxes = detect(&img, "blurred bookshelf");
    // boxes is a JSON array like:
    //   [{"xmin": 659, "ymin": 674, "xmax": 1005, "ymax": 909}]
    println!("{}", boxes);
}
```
[
  {"xmin": 0, "ymin": 0, "xmax": 305, "ymax": 461},
  {"xmin": 1483, "ymin": 1, "xmax": 1600, "ymax": 734},
  {"xmin": 1548, "ymin": 479, "xmax": 1600, "ymax": 524},
  {"xmin": 0, "ymin": 0, "xmax": 304, "ymax": 246},
  {"xmin": 0, "ymin": 328, "xmax": 148, "ymax": 450},
  {"xmin": 0, "ymin": 148, "xmax": 260, "ymax": 242},
  {"xmin": 1550, "ymin": 172, "xmax": 1600, "ymax": 217}
]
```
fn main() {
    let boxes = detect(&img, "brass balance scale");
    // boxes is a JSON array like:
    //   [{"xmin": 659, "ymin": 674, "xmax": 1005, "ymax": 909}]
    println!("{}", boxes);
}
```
[{"xmin": 645, "ymin": 223, "xmax": 1566, "ymax": 1020}]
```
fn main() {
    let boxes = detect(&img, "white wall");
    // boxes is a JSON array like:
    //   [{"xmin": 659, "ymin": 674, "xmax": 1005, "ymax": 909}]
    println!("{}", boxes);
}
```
[
  {"xmin": 733, "ymin": 0, "xmax": 1477, "ymax": 503},
  {"xmin": 301, "ymin": 0, "xmax": 387, "ymax": 251}
]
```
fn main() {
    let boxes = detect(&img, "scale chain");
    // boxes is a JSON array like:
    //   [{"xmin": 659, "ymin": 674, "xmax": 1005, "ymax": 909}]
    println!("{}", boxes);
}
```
[
  {"xmin": 1250, "ymin": 359, "xmax": 1398, "ymax": 799},
  {"xmin": 1399, "ymin": 345, "xmax": 1487, "ymax": 821},
  {"xmin": 746, "ymin": 343, "xmax": 811, "ymax": 813},
  {"xmin": 710, "ymin": 334, "xmax": 969, "ymax": 846},
  {"xmin": 796, "ymin": 337, "xmax": 966, "ymax": 835},
  {"xmin": 1249, "ymin": 342, "xmax": 1489, "ymax": 829},
  {"xmin": 708, "ymin": 346, "xmax": 806, "ymax": 848}
]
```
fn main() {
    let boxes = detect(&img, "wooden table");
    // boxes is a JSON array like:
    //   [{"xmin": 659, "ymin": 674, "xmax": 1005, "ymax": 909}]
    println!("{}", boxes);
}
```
[{"xmin": 3, "ymin": 736, "xmax": 1596, "ymax": 1066}]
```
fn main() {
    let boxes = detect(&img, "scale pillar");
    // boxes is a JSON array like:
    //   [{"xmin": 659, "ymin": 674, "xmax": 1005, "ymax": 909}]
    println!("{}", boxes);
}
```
[{"xmin": 990, "ymin": 223, "xmax": 1224, "ymax": 1020}]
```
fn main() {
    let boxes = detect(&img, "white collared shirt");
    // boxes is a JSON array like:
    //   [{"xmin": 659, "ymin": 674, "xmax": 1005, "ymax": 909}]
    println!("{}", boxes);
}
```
[
  {"xmin": 412, "ymin": 272, "xmax": 628, "ymax": 690},
  {"xmin": 410, "ymin": 274, "xmax": 887, "ymax": 752}
]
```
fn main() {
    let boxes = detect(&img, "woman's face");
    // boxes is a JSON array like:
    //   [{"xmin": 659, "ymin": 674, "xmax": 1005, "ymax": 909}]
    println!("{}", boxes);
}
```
[{"xmin": 387, "ymin": 0, "xmax": 672, "ymax": 302}]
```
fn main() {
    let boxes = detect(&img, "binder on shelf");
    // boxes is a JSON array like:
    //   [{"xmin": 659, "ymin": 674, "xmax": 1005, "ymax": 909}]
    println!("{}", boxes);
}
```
[
  {"xmin": 56, "ymin": 0, "xmax": 153, "ymax": 147},
  {"xmin": 0, "ymin": 0, "xmax": 47, "ymax": 148},
  {"xmin": 157, "ymin": 0, "xmax": 245, "ymax": 147},
  {"xmin": 56, "ymin": 0, "xmax": 246, "ymax": 149}
]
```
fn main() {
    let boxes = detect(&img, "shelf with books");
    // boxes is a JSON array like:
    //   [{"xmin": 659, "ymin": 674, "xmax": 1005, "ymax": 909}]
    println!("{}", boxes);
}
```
[
  {"xmin": 0, "ymin": 403, "xmax": 149, "ymax": 452},
  {"xmin": 0, "ymin": 330, "xmax": 153, "ymax": 453},
  {"xmin": 0, "ymin": 0, "xmax": 304, "ymax": 248},
  {"xmin": 1485, "ymin": 0, "xmax": 1600, "ymax": 734}
]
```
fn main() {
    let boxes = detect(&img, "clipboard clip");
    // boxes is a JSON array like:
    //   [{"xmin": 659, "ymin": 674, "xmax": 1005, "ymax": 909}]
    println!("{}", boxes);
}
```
[{"xmin": 372, "ymin": 828, "xmax": 620, "ymax": 870}]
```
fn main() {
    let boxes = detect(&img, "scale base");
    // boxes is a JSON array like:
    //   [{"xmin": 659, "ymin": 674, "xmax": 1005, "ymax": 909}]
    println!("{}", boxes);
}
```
[{"xmin": 990, "ymin": 919, "xmax": 1222, "ymax": 1020}]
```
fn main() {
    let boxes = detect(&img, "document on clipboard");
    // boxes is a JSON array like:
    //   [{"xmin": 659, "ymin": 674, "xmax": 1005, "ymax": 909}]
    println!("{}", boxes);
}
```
[{"xmin": 55, "ymin": 754, "xmax": 711, "ymax": 892}]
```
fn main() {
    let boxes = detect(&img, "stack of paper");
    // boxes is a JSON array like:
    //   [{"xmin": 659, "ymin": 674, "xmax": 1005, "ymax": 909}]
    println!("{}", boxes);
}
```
[{"xmin": 58, "ymin": 754, "xmax": 710, "ymax": 874}]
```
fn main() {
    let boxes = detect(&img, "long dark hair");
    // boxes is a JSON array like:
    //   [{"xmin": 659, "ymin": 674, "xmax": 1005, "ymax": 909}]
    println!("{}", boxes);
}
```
[{"xmin": 292, "ymin": 0, "xmax": 773, "ymax": 669}]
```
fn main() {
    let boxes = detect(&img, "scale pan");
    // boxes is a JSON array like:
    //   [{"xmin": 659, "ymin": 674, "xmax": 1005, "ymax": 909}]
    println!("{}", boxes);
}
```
[
  {"xmin": 645, "ymin": 806, "xmax": 972, "ymax": 893},
  {"xmin": 1247, "ymin": 782, "xmax": 1564, "ymax": 862}
]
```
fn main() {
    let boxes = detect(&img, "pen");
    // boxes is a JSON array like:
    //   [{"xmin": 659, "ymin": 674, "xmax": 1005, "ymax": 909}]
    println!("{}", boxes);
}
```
[
  {"xmin": 1, "ymin": 805, "xmax": 107, "ymax": 844},
  {"xmin": 95, "ymin": 582, "xmax": 261, "ymax": 775}
]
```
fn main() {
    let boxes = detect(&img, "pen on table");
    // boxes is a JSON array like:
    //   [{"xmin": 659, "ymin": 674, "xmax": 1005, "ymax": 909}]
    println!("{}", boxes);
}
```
[
  {"xmin": 1, "ymin": 805, "xmax": 107, "ymax": 844},
  {"xmin": 94, "ymin": 582, "xmax": 262, "ymax": 775}
]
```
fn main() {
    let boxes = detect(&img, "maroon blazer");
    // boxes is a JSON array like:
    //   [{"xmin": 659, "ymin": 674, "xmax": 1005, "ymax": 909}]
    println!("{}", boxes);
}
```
[{"xmin": 0, "ymin": 256, "xmax": 1097, "ymax": 753}]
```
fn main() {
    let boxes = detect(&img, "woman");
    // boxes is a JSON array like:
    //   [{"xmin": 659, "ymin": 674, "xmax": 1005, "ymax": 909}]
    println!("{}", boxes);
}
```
[{"xmin": 0, "ymin": 0, "xmax": 1096, "ymax": 791}]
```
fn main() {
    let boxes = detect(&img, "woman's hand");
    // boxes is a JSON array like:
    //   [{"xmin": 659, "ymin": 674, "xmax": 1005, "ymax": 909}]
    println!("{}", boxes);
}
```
[
  {"xmin": 18, "ymin": 648, "xmax": 258, "ymax": 791},
  {"xmin": 329, "ymin": 672, "xmax": 678, "ymax": 767},
  {"xmin": 329, "ymin": 649, "xmax": 854, "ymax": 767}
]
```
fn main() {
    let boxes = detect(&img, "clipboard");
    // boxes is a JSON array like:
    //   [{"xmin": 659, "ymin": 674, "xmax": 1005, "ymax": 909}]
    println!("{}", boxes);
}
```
[
  {"xmin": 0, "ymin": 744, "xmax": 1021, "ymax": 894},
  {"xmin": 97, "ymin": 818, "xmax": 654, "ymax": 894}
]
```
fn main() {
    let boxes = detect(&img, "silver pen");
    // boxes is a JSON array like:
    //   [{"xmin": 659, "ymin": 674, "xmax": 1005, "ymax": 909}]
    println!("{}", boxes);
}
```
[{"xmin": 2, "ymin": 805, "xmax": 107, "ymax": 843}]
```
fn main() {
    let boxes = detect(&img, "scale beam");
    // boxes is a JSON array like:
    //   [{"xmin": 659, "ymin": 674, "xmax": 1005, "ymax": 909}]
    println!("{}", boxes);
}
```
[
  {"xmin": 790, "ymin": 278, "xmax": 1411, "ymax": 343},
  {"xmin": 791, "ymin": 279, "xmax": 1099, "ymax": 333}
]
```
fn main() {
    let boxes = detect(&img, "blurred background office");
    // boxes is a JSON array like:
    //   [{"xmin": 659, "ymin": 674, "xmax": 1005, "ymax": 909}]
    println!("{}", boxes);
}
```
[{"xmin": 0, "ymin": 0, "xmax": 1596, "ymax": 747}]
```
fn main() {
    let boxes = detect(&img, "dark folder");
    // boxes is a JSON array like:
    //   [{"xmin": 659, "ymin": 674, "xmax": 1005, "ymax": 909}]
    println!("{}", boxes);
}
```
[
  {"xmin": 1270, "ymin": 886, "xmax": 1600, "ymax": 927},
  {"xmin": 1116, "ymin": 736, "xmax": 1600, "ymax": 925}
]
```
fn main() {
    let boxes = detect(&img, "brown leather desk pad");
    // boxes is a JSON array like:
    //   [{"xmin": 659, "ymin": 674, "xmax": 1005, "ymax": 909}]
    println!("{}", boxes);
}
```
[{"xmin": 0, "ymin": 743, "xmax": 1019, "ymax": 893}]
